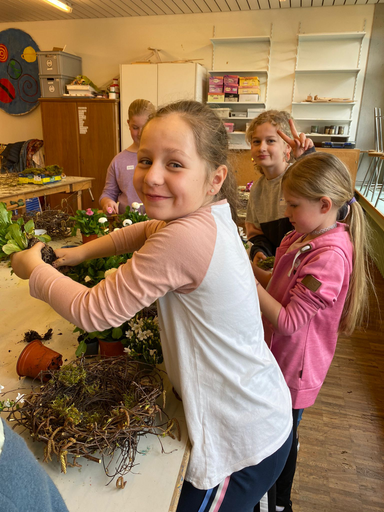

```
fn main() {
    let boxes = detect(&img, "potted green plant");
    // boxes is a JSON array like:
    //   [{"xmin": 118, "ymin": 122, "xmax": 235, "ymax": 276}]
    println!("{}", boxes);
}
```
[
  {"xmin": 75, "ymin": 325, "xmax": 126, "ymax": 358},
  {"xmin": 69, "ymin": 208, "xmax": 109, "ymax": 243},
  {"xmin": 64, "ymin": 254, "xmax": 131, "ymax": 288},
  {"xmin": 0, "ymin": 202, "xmax": 53, "ymax": 262},
  {"xmin": 111, "ymin": 203, "xmax": 149, "ymax": 230}
]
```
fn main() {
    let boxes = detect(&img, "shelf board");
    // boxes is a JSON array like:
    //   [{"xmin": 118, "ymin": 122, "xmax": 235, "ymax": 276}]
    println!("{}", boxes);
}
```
[
  {"xmin": 292, "ymin": 102, "xmax": 356, "ymax": 106},
  {"xmin": 225, "ymin": 116, "xmax": 254, "ymax": 120},
  {"xmin": 295, "ymin": 68, "xmax": 360, "ymax": 74},
  {"xmin": 208, "ymin": 102, "xmax": 266, "ymax": 106},
  {"xmin": 298, "ymin": 32, "xmax": 366, "ymax": 41},
  {"xmin": 209, "ymin": 70, "xmax": 268, "ymax": 75},
  {"xmin": 231, "ymin": 131, "xmax": 247, "ymax": 135},
  {"xmin": 229, "ymin": 144, "xmax": 251, "ymax": 150},
  {"xmin": 210, "ymin": 36, "xmax": 270, "ymax": 44},
  {"xmin": 295, "ymin": 118, "xmax": 353, "ymax": 123},
  {"xmin": 306, "ymin": 133, "xmax": 349, "ymax": 138}
]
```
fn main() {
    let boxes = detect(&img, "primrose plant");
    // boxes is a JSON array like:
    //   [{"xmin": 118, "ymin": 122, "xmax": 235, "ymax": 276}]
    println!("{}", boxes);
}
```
[{"xmin": 69, "ymin": 208, "xmax": 109, "ymax": 237}]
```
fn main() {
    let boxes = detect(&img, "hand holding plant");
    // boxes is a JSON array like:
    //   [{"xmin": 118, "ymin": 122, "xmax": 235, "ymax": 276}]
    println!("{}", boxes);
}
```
[{"xmin": 0, "ymin": 202, "xmax": 53, "ymax": 263}]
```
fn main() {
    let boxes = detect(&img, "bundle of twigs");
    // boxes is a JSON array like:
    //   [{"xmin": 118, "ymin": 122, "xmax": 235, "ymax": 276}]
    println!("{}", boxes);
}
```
[
  {"xmin": 7, "ymin": 357, "xmax": 178, "ymax": 484},
  {"xmin": 23, "ymin": 208, "xmax": 73, "ymax": 238}
]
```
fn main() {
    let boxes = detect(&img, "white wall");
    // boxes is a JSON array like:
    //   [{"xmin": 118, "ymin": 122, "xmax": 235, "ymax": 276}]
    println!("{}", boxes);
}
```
[{"xmin": 0, "ymin": 5, "xmax": 374, "ymax": 145}]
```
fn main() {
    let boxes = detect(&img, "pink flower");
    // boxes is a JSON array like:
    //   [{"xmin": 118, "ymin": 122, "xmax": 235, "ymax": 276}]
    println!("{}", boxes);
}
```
[{"xmin": 86, "ymin": 208, "xmax": 94, "ymax": 216}]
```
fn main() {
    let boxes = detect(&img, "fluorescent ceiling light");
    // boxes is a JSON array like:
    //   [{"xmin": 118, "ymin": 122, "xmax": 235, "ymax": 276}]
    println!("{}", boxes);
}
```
[{"xmin": 45, "ymin": 0, "xmax": 73, "ymax": 12}]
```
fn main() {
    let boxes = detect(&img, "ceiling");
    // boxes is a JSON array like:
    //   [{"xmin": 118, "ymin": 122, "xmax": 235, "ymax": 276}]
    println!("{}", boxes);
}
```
[{"xmin": 0, "ymin": 0, "xmax": 382, "ymax": 22}]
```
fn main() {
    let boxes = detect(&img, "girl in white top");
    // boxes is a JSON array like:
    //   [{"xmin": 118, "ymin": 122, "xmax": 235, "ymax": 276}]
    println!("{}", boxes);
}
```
[{"xmin": 11, "ymin": 101, "xmax": 292, "ymax": 511}]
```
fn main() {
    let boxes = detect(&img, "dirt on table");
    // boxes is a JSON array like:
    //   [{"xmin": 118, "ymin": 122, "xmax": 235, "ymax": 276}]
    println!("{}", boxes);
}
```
[{"xmin": 23, "ymin": 328, "xmax": 53, "ymax": 343}]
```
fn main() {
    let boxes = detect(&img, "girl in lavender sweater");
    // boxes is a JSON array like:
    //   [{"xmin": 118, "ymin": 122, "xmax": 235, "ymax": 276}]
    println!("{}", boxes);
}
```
[{"xmin": 100, "ymin": 98, "xmax": 155, "ymax": 214}]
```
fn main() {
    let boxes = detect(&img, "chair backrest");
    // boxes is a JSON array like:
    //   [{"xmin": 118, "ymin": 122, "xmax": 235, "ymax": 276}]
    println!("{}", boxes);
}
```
[{"xmin": 374, "ymin": 107, "xmax": 383, "ymax": 153}]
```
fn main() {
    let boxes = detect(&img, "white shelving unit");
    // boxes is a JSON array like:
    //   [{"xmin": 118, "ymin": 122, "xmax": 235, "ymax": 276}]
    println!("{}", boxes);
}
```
[
  {"xmin": 207, "ymin": 27, "xmax": 272, "ymax": 150},
  {"xmin": 291, "ymin": 23, "xmax": 366, "ymax": 143}
]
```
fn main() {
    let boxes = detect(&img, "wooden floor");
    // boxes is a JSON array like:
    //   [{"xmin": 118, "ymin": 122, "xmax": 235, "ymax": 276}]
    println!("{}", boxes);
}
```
[{"xmin": 292, "ymin": 264, "xmax": 384, "ymax": 512}]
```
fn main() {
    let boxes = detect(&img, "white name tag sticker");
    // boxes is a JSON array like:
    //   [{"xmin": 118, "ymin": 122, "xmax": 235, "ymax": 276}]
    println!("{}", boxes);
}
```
[
  {"xmin": 127, "ymin": 165, "xmax": 135, "ymax": 170},
  {"xmin": 279, "ymin": 197, "xmax": 287, "ymax": 206}
]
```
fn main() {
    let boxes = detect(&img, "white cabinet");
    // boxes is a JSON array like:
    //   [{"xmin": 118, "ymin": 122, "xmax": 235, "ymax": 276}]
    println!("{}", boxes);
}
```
[
  {"xmin": 119, "ymin": 63, "xmax": 207, "ymax": 150},
  {"xmin": 207, "ymin": 29, "xmax": 272, "ymax": 150},
  {"xmin": 291, "ymin": 28, "xmax": 366, "ymax": 142}
]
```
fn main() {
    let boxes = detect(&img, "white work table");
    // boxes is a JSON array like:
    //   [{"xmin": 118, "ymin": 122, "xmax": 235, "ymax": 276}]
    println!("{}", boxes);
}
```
[{"xmin": 0, "ymin": 236, "xmax": 189, "ymax": 512}]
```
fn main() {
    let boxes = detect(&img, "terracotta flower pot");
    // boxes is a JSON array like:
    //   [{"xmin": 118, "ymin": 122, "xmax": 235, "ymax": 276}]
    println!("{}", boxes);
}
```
[
  {"xmin": 82, "ymin": 233, "xmax": 98, "ymax": 244},
  {"xmin": 16, "ymin": 340, "xmax": 63, "ymax": 382},
  {"xmin": 99, "ymin": 339, "xmax": 125, "ymax": 358}
]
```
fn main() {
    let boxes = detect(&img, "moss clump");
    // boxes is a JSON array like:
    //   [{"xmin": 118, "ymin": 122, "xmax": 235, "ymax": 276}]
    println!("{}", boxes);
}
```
[
  {"xmin": 57, "ymin": 365, "xmax": 87, "ymax": 387},
  {"xmin": 257, "ymin": 256, "xmax": 275, "ymax": 270},
  {"xmin": 51, "ymin": 397, "xmax": 82, "ymax": 425}
]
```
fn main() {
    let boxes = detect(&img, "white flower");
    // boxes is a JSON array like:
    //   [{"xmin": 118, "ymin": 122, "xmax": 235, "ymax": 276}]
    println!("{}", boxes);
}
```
[
  {"xmin": 123, "ymin": 219, "xmax": 132, "ymax": 226},
  {"xmin": 84, "ymin": 276, "xmax": 92, "ymax": 282},
  {"xmin": 16, "ymin": 393, "xmax": 25, "ymax": 403},
  {"xmin": 104, "ymin": 268, "xmax": 118, "ymax": 278},
  {"xmin": 124, "ymin": 347, "xmax": 132, "ymax": 354},
  {"xmin": 4, "ymin": 399, "xmax": 11, "ymax": 408},
  {"xmin": 137, "ymin": 331, "xmax": 147, "ymax": 341},
  {"xmin": 0, "ymin": 384, "xmax": 4, "ymax": 392},
  {"xmin": 149, "ymin": 349, "xmax": 157, "ymax": 356},
  {"xmin": 125, "ymin": 330, "xmax": 134, "ymax": 338},
  {"xmin": 131, "ymin": 202, "xmax": 143, "ymax": 211},
  {"xmin": 98, "ymin": 217, "xmax": 108, "ymax": 224}
]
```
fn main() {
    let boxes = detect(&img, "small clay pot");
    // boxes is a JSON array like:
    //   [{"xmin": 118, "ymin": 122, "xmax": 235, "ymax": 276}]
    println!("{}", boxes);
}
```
[
  {"xmin": 16, "ymin": 340, "xmax": 63, "ymax": 382},
  {"xmin": 83, "ymin": 339, "xmax": 99, "ymax": 356},
  {"xmin": 82, "ymin": 233, "xmax": 98, "ymax": 244},
  {"xmin": 99, "ymin": 339, "xmax": 125, "ymax": 358}
]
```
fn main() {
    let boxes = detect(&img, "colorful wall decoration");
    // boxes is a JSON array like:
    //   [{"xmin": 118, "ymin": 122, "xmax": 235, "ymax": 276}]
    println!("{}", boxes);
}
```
[{"xmin": 0, "ymin": 28, "xmax": 40, "ymax": 116}]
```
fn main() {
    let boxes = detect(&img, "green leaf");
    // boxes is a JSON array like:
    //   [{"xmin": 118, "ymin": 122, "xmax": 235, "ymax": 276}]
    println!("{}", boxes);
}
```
[
  {"xmin": 24, "ymin": 219, "xmax": 35, "ymax": 235},
  {"xmin": 3, "ymin": 242, "xmax": 23, "ymax": 255},
  {"xmin": 7, "ymin": 224, "xmax": 28, "ymax": 250},
  {"xmin": 0, "ymin": 202, "xmax": 12, "ymax": 227},
  {"xmin": 75, "ymin": 339, "xmax": 87, "ymax": 357},
  {"xmin": 112, "ymin": 327, "xmax": 123, "ymax": 340}
]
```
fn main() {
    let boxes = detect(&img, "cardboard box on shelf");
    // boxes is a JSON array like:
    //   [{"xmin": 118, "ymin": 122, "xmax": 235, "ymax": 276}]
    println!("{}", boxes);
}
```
[
  {"xmin": 239, "ymin": 94, "xmax": 260, "ymax": 102},
  {"xmin": 224, "ymin": 85, "xmax": 238, "ymax": 94},
  {"xmin": 224, "ymin": 75, "xmax": 239, "ymax": 85},
  {"xmin": 239, "ymin": 76, "xmax": 260, "ymax": 87},
  {"xmin": 208, "ymin": 93, "xmax": 225, "ymax": 102},
  {"xmin": 238, "ymin": 86, "xmax": 260, "ymax": 95},
  {"xmin": 209, "ymin": 85, "xmax": 224, "ymax": 94}
]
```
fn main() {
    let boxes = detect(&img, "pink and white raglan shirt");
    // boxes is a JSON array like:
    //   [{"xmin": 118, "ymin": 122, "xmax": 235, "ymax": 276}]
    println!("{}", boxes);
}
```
[{"xmin": 30, "ymin": 200, "xmax": 292, "ymax": 490}]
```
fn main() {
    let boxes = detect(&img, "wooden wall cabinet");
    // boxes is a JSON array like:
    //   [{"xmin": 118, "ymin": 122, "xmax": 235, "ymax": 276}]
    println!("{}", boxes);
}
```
[{"xmin": 40, "ymin": 98, "xmax": 120, "ymax": 211}]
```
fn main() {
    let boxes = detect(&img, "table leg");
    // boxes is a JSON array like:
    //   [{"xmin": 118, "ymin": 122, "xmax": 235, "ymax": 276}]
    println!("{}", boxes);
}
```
[{"xmin": 77, "ymin": 190, "xmax": 82, "ymax": 210}]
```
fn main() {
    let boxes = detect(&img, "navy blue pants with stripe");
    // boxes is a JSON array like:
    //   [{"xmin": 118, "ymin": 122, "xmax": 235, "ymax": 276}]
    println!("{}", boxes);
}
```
[{"xmin": 176, "ymin": 430, "xmax": 292, "ymax": 512}]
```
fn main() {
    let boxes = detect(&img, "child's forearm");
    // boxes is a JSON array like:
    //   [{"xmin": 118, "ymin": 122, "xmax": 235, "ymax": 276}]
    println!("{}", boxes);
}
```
[
  {"xmin": 251, "ymin": 260, "xmax": 272, "ymax": 289},
  {"xmin": 256, "ymin": 283, "xmax": 282, "ymax": 328}
]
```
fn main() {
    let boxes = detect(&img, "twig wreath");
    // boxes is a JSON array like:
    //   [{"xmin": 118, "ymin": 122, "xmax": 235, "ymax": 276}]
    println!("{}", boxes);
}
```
[{"xmin": 5, "ymin": 357, "xmax": 179, "ymax": 485}]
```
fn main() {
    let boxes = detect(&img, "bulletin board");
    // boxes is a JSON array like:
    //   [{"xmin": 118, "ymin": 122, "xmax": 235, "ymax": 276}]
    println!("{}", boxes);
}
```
[{"xmin": 0, "ymin": 28, "xmax": 40, "ymax": 116}]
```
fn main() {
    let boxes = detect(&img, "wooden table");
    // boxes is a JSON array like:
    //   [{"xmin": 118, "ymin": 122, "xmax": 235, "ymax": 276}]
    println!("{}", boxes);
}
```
[
  {"xmin": 0, "ymin": 176, "xmax": 94, "ymax": 211},
  {"xmin": 0, "ymin": 236, "xmax": 189, "ymax": 512}
]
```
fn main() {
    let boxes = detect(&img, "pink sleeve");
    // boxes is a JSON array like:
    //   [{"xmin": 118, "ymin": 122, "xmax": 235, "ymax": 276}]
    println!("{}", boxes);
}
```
[
  {"xmin": 276, "ymin": 250, "xmax": 348, "ymax": 336},
  {"xmin": 29, "ymin": 212, "xmax": 216, "ymax": 333}
]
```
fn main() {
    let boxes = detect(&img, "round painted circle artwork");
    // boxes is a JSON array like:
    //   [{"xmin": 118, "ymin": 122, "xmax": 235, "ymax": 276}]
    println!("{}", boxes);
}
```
[{"xmin": 0, "ymin": 28, "xmax": 40, "ymax": 115}]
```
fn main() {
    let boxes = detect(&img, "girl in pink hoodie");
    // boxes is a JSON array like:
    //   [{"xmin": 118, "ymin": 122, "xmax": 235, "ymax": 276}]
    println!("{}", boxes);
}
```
[{"xmin": 253, "ymin": 152, "xmax": 373, "ymax": 512}]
